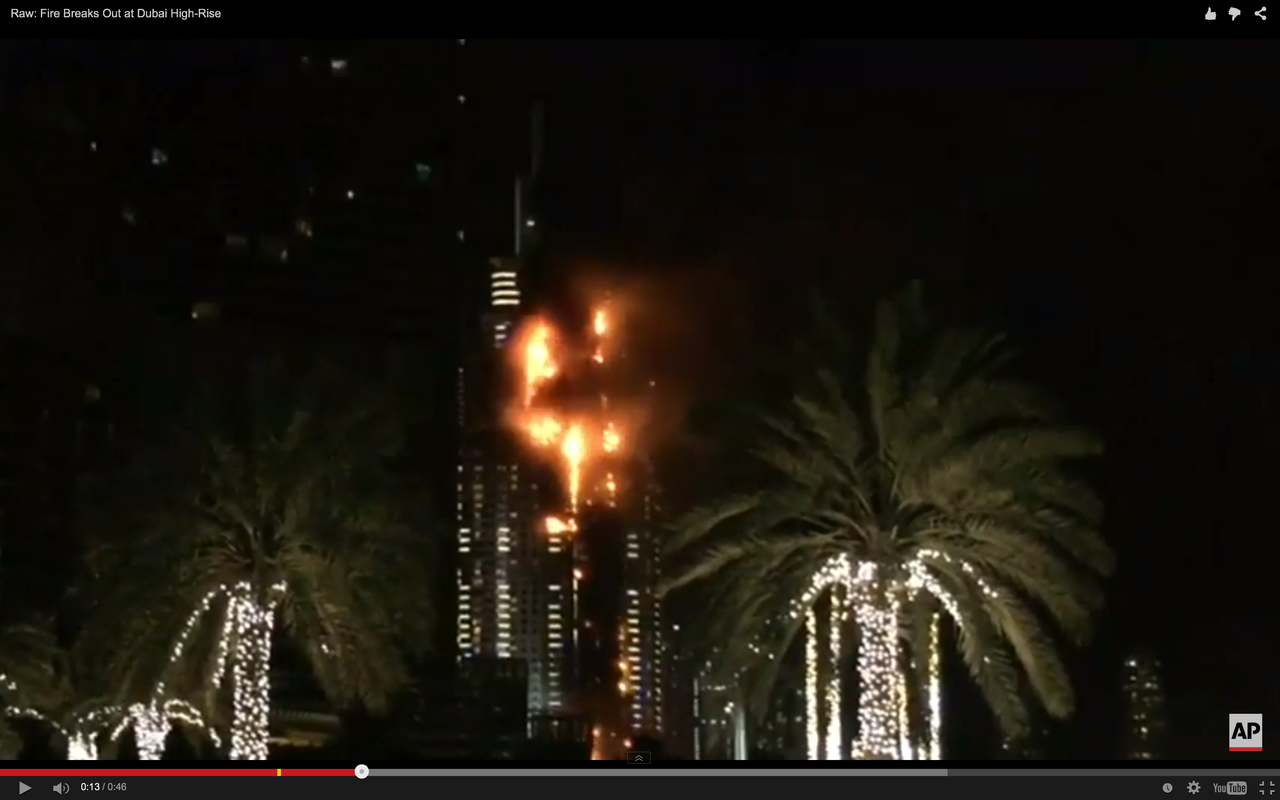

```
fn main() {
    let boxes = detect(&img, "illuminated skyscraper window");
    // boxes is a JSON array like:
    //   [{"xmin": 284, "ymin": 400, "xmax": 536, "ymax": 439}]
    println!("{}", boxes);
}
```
[{"xmin": 1122, "ymin": 649, "xmax": 1167, "ymax": 759}]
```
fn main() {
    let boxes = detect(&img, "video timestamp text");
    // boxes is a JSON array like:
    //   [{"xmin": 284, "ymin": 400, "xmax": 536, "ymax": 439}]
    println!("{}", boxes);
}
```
[{"xmin": 80, "ymin": 784, "xmax": 127, "ymax": 792}]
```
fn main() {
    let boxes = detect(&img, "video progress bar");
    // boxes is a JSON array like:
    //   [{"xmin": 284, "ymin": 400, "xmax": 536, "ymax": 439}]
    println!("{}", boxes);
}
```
[{"xmin": 0, "ymin": 770, "xmax": 350, "ymax": 777}]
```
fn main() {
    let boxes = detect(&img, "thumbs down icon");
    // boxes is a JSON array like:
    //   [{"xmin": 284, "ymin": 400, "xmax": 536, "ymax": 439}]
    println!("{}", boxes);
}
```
[{"xmin": 1229, "ymin": 6, "xmax": 1241, "ymax": 16}]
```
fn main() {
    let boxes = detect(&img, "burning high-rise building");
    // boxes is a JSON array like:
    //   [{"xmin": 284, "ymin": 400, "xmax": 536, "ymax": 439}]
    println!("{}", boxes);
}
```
[
  {"xmin": 500, "ymin": 292, "xmax": 673, "ymax": 756},
  {"xmin": 456, "ymin": 104, "xmax": 569, "ymax": 719}
]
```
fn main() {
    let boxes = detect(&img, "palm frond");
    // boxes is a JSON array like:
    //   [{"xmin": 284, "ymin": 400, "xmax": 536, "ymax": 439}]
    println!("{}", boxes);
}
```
[
  {"xmin": 0, "ymin": 622, "xmax": 67, "ymax": 709},
  {"xmin": 929, "ymin": 564, "xmax": 1030, "ymax": 737}
]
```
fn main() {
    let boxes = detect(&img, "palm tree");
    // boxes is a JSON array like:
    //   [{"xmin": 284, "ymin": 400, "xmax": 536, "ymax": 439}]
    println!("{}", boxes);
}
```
[
  {"xmin": 663, "ymin": 283, "xmax": 1114, "ymax": 759},
  {"xmin": 78, "ymin": 354, "xmax": 436, "ymax": 759}
]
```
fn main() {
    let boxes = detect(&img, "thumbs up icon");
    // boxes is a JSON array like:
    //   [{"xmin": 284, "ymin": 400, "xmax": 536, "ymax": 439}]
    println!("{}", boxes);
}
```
[{"xmin": 1206, "ymin": 6, "xmax": 1217, "ymax": 16}]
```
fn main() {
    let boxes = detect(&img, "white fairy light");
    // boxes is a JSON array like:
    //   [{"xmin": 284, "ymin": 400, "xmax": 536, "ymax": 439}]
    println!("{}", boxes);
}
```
[
  {"xmin": 167, "ymin": 585, "xmax": 228, "ymax": 671},
  {"xmin": 5, "ymin": 707, "xmax": 65, "ymax": 739},
  {"xmin": 131, "ymin": 704, "xmax": 168, "ymax": 760},
  {"xmin": 824, "ymin": 587, "xmax": 844, "ymax": 760},
  {"xmin": 106, "ymin": 699, "xmax": 221, "ymax": 760},
  {"xmin": 225, "ymin": 580, "xmax": 285, "ymax": 760},
  {"xmin": 897, "ymin": 652, "xmax": 913, "ymax": 759},
  {"xmin": 797, "ymin": 555, "xmax": 853, "ymax": 760},
  {"xmin": 927, "ymin": 613, "xmax": 942, "ymax": 761},
  {"xmin": 3, "ymin": 707, "xmax": 92, "ymax": 759},
  {"xmin": 67, "ymin": 732, "xmax": 97, "ymax": 760},
  {"xmin": 793, "ymin": 547, "xmax": 1006, "ymax": 761},
  {"xmin": 153, "ymin": 579, "xmax": 288, "ymax": 760},
  {"xmin": 848, "ymin": 562, "xmax": 901, "ymax": 760},
  {"xmin": 209, "ymin": 599, "xmax": 236, "ymax": 691},
  {"xmin": 804, "ymin": 607, "xmax": 820, "ymax": 760}
]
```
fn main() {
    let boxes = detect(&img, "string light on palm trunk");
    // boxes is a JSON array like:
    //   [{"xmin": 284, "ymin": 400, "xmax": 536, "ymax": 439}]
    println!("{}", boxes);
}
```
[
  {"xmin": 927, "ymin": 613, "xmax": 942, "ymax": 761},
  {"xmin": 897, "ymin": 648, "xmax": 912, "ymax": 759},
  {"xmin": 848, "ymin": 562, "xmax": 901, "ymax": 760},
  {"xmin": 804, "ymin": 607, "xmax": 820, "ymax": 760},
  {"xmin": 795, "ymin": 554, "xmax": 965, "ymax": 761},
  {"xmin": 66, "ymin": 732, "xmax": 97, "ymax": 761},
  {"xmin": 154, "ymin": 579, "xmax": 287, "ymax": 760},
  {"xmin": 824, "ymin": 587, "xmax": 844, "ymax": 760},
  {"xmin": 225, "ymin": 580, "xmax": 286, "ymax": 761},
  {"xmin": 796, "ymin": 555, "xmax": 854, "ymax": 759}
]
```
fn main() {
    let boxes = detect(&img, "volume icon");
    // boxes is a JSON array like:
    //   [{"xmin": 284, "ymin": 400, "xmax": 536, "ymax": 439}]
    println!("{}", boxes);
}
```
[{"xmin": 52, "ymin": 785, "xmax": 68, "ymax": 795}]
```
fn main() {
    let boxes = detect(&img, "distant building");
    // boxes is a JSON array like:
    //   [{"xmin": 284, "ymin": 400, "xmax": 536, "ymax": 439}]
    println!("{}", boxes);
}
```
[
  {"xmin": 526, "ymin": 712, "xmax": 591, "ymax": 759},
  {"xmin": 753, "ymin": 650, "xmax": 806, "ymax": 760},
  {"xmin": 693, "ymin": 667, "xmax": 736, "ymax": 760},
  {"xmin": 1122, "ymin": 649, "xmax": 1167, "ymax": 759}
]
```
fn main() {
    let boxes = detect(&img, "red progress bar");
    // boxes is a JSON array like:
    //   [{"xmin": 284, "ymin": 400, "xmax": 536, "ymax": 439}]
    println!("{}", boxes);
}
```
[
  {"xmin": 0, "ymin": 769, "xmax": 351, "ymax": 777},
  {"xmin": 0, "ymin": 768, "xmax": 354, "ymax": 777},
  {"xmin": 0, "ymin": 770, "xmax": 278, "ymax": 777}
]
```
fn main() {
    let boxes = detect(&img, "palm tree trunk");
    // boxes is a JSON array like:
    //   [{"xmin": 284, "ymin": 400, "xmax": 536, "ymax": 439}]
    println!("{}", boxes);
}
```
[
  {"xmin": 731, "ymin": 700, "xmax": 749, "ymax": 760},
  {"xmin": 227, "ymin": 585, "xmax": 279, "ymax": 760},
  {"xmin": 66, "ymin": 730, "xmax": 97, "ymax": 760},
  {"xmin": 851, "ymin": 577, "xmax": 903, "ymax": 759},
  {"xmin": 132, "ymin": 705, "xmax": 169, "ymax": 760}
]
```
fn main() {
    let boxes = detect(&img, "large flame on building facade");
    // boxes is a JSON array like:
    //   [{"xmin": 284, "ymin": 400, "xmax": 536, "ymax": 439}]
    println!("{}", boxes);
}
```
[{"xmin": 510, "ymin": 304, "xmax": 622, "ymax": 514}]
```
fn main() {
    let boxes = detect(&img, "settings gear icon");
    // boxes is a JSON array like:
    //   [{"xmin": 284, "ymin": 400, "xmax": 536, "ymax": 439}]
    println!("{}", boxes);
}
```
[{"xmin": 1188, "ymin": 782, "xmax": 1201, "ymax": 795}]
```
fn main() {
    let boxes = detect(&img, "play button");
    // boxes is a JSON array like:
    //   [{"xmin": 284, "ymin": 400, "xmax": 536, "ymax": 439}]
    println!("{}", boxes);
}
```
[{"xmin": 18, "ymin": 783, "xmax": 30, "ymax": 796}]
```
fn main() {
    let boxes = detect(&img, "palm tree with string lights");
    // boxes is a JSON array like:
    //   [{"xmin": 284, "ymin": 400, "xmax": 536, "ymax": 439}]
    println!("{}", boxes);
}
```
[
  {"xmin": 662, "ymin": 282, "xmax": 1114, "ymax": 759},
  {"xmin": 77, "ymin": 354, "xmax": 436, "ymax": 760}
]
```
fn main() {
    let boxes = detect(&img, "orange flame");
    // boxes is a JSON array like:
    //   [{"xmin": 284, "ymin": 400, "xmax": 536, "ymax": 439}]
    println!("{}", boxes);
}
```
[
  {"xmin": 522, "ymin": 321, "xmax": 557, "ymax": 407},
  {"xmin": 510, "ymin": 306, "xmax": 629, "ymax": 520},
  {"xmin": 526, "ymin": 414, "xmax": 563, "ymax": 447},
  {"xmin": 562, "ymin": 423, "xmax": 586, "ymax": 510},
  {"xmin": 545, "ymin": 515, "xmax": 577, "ymax": 535},
  {"xmin": 592, "ymin": 307, "xmax": 608, "ymax": 363},
  {"xmin": 602, "ymin": 422, "xmax": 620, "ymax": 453}
]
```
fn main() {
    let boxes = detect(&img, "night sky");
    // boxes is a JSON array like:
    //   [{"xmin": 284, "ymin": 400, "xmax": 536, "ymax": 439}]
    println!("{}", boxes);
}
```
[{"xmin": 3, "ymin": 40, "xmax": 1278, "ymax": 759}]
